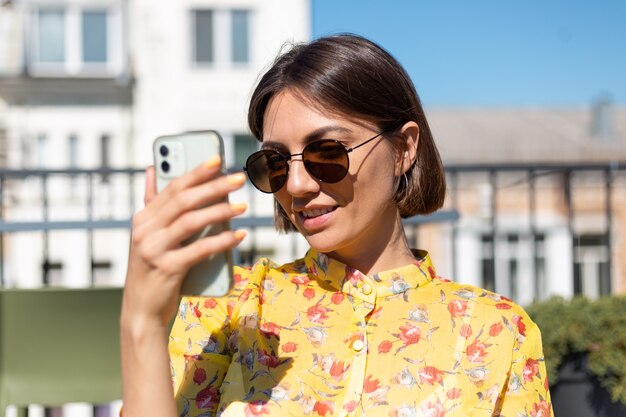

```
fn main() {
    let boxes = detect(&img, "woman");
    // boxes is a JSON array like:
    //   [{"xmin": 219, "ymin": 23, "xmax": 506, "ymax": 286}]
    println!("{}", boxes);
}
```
[{"xmin": 121, "ymin": 34, "xmax": 552, "ymax": 417}]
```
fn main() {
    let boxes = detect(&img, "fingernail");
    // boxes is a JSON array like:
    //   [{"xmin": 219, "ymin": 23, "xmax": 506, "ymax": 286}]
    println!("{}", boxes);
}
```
[
  {"xmin": 230, "ymin": 202, "xmax": 248, "ymax": 212},
  {"xmin": 234, "ymin": 230, "xmax": 247, "ymax": 240},
  {"xmin": 205, "ymin": 155, "xmax": 221, "ymax": 169},
  {"xmin": 227, "ymin": 172, "xmax": 247, "ymax": 186}
]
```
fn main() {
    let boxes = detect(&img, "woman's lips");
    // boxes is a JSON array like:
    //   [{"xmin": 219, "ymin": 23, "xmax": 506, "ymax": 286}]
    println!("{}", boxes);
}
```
[{"xmin": 298, "ymin": 206, "xmax": 338, "ymax": 230}]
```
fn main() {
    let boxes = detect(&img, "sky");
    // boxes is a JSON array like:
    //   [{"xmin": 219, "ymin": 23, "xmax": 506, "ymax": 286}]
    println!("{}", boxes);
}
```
[{"xmin": 312, "ymin": 1, "xmax": 626, "ymax": 108}]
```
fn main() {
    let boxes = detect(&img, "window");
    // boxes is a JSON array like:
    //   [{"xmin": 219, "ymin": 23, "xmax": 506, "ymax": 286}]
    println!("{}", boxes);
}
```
[
  {"xmin": 82, "ymin": 11, "xmax": 108, "ymax": 63},
  {"xmin": 231, "ymin": 10, "xmax": 249, "ymax": 63},
  {"xmin": 193, "ymin": 10, "xmax": 214, "ymax": 63},
  {"xmin": 191, "ymin": 9, "xmax": 250, "ymax": 66},
  {"xmin": 234, "ymin": 134, "xmax": 258, "ymax": 169},
  {"xmin": 30, "ymin": 6, "xmax": 118, "ymax": 75},
  {"xmin": 573, "ymin": 234, "xmax": 610, "ymax": 299},
  {"xmin": 37, "ymin": 9, "xmax": 66, "ymax": 63}
]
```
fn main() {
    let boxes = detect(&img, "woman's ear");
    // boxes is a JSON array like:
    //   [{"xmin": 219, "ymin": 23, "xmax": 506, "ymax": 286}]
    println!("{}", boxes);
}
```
[{"xmin": 394, "ymin": 121, "xmax": 420, "ymax": 176}]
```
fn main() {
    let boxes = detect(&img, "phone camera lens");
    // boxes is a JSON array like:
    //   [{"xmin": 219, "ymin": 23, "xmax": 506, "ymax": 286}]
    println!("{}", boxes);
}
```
[
  {"xmin": 159, "ymin": 145, "xmax": 169, "ymax": 157},
  {"xmin": 161, "ymin": 161, "xmax": 170, "ymax": 173}
]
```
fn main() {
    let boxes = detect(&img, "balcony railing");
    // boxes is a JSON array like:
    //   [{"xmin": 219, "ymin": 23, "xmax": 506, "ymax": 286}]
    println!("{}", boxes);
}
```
[{"xmin": 1, "ymin": 162, "xmax": 625, "ymax": 303}]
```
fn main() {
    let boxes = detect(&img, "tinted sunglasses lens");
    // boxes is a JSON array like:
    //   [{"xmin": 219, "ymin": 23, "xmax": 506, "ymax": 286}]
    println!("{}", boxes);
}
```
[
  {"xmin": 245, "ymin": 150, "xmax": 287, "ymax": 193},
  {"xmin": 303, "ymin": 140, "xmax": 349, "ymax": 183}
]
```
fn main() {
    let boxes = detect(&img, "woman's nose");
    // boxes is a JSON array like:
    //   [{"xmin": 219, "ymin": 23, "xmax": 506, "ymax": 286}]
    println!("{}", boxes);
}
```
[{"xmin": 285, "ymin": 159, "xmax": 320, "ymax": 196}]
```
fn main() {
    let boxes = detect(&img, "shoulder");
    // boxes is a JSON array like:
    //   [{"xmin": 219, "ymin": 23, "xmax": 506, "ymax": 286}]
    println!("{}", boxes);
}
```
[{"xmin": 431, "ymin": 276, "xmax": 534, "ymax": 339}]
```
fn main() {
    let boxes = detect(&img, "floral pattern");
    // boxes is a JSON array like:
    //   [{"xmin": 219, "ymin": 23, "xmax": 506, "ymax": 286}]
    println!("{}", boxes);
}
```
[{"xmin": 169, "ymin": 249, "xmax": 552, "ymax": 416}]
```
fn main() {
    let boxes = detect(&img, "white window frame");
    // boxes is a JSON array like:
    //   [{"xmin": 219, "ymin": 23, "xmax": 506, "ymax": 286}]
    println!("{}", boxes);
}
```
[
  {"xmin": 28, "ymin": 3, "xmax": 123, "ymax": 77},
  {"xmin": 190, "ymin": 8, "xmax": 252, "ymax": 69}
]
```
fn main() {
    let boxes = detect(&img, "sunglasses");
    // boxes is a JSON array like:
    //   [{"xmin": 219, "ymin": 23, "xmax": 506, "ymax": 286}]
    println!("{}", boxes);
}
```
[{"xmin": 244, "ymin": 131, "xmax": 386, "ymax": 193}]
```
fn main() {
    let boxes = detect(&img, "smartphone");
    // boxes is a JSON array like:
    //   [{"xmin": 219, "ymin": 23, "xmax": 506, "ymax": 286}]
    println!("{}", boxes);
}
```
[{"xmin": 153, "ymin": 130, "xmax": 233, "ymax": 296}]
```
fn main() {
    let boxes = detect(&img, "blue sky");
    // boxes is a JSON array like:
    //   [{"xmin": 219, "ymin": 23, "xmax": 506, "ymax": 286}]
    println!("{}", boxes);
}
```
[{"xmin": 312, "ymin": 1, "xmax": 626, "ymax": 107}]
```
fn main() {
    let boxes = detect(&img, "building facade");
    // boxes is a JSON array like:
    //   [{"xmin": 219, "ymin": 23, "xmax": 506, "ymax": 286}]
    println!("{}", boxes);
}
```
[{"xmin": 0, "ymin": 0, "xmax": 311, "ymax": 292}]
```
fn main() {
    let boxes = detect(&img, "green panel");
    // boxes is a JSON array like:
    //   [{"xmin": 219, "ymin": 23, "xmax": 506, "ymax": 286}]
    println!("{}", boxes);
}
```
[{"xmin": 0, "ymin": 287, "xmax": 123, "ymax": 411}]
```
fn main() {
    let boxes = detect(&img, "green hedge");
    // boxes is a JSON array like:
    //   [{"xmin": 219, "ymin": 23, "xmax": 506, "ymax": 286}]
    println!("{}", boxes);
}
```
[{"xmin": 526, "ymin": 296, "xmax": 626, "ymax": 404}]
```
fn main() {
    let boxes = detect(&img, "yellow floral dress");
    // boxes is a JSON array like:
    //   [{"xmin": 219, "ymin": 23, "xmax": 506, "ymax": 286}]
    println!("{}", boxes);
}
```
[{"xmin": 169, "ymin": 249, "xmax": 552, "ymax": 417}]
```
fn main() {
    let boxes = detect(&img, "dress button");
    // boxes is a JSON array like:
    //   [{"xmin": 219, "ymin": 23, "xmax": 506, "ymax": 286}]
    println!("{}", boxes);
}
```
[
  {"xmin": 361, "ymin": 283, "xmax": 372, "ymax": 295},
  {"xmin": 352, "ymin": 339, "xmax": 365, "ymax": 352}
]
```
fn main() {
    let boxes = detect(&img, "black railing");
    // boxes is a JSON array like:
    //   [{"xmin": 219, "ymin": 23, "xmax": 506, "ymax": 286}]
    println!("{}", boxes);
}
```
[{"xmin": 1, "ymin": 162, "xmax": 625, "ymax": 302}]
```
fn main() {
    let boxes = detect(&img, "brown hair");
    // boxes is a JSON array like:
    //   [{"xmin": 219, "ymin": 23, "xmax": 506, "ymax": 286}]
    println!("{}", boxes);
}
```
[{"xmin": 248, "ymin": 34, "xmax": 446, "ymax": 232}]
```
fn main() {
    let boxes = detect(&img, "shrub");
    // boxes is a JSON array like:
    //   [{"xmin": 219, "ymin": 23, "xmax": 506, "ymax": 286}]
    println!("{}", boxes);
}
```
[{"xmin": 526, "ymin": 296, "xmax": 626, "ymax": 404}]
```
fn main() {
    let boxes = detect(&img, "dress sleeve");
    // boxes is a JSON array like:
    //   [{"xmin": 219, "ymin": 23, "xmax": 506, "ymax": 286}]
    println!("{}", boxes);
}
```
[
  {"xmin": 168, "ymin": 266, "xmax": 252, "ymax": 416},
  {"xmin": 497, "ymin": 313, "xmax": 553, "ymax": 417}
]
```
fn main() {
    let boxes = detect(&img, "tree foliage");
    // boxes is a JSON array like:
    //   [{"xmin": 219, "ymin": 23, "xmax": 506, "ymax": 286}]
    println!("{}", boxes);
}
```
[{"xmin": 526, "ymin": 296, "xmax": 626, "ymax": 404}]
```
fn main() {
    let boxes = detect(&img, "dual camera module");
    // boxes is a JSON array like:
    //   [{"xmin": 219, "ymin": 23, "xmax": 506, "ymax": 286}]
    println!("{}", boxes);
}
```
[{"xmin": 159, "ymin": 145, "xmax": 170, "ymax": 173}]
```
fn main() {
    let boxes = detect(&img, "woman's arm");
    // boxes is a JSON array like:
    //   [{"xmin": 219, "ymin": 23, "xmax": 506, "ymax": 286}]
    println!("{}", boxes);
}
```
[{"xmin": 120, "ymin": 160, "xmax": 246, "ymax": 417}]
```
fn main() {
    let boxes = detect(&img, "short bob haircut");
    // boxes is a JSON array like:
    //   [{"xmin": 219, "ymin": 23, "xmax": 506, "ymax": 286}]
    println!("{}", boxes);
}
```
[{"xmin": 248, "ymin": 34, "xmax": 446, "ymax": 233}]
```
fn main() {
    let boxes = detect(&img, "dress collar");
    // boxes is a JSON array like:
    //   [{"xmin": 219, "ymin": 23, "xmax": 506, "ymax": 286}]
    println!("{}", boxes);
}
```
[{"xmin": 303, "ymin": 248, "xmax": 436, "ymax": 299}]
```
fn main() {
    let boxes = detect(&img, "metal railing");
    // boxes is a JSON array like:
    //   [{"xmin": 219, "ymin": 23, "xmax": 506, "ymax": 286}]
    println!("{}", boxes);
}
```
[{"xmin": 1, "ymin": 162, "xmax": 625, "ymax": 301}]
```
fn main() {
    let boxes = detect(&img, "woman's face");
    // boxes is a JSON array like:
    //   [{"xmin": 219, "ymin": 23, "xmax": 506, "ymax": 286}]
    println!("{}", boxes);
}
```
[{"xmin": 262, "ymin": 90, "xmax": 403, "ymax": 261}]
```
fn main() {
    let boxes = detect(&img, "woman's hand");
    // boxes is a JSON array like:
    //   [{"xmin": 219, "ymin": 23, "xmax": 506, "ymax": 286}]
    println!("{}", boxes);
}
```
[
  {"xmin": 122, "ymin": 156, "xmax": 247, "ymax": 331},
  {"xmin": 120, "ymin": 157, "xmax": 247, "ymax": 417}
]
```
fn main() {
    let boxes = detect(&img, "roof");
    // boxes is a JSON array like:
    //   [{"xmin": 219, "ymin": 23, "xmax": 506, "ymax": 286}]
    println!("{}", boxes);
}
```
[{"xmin": 426, "ymin": 105, "xmax": 626, "ymax": 164}]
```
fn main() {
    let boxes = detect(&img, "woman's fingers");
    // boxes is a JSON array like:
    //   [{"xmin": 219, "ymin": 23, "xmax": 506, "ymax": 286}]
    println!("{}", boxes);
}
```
[
  {"xmin": 164, "ymin": 229, "xmax": 247, "ymax": 274},
  {"xmin": 144, "ymin": 171, "xmax": 247, "ymax": 230},
  {"xmin": 166, "ymin": 201, "xmax": 248, "ymax": 246},
  {"xmin": 144, "ymin": 166, "xmax": 157, "ymax": 205},
  {"xmin": 135, "ymin": 201, "xmax": 247, "ymax": 258}
]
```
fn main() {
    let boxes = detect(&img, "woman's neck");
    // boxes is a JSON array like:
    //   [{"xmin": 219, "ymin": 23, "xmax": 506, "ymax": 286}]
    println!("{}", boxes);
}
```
[{"xmin": 325, "ymin": 216, "xmax": 416, "ymax": 275}]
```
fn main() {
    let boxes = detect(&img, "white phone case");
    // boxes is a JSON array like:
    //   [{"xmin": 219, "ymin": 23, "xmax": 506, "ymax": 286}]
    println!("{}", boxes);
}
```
[{"xmin": 153, "ymin": 130, "xmax": 233, "ymax": 296}]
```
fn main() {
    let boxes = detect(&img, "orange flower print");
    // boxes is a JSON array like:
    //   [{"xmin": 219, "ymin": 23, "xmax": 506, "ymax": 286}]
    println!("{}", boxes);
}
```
[
  {"xmin": 259, "ymin": 321, "xmax": 281, "ymax": 339},
  {"xmin": 245, "ymin": 400, "xmax": 271, "ymax": 416},
  {"xmin": 329, "ymin": 360, "xmax": 350, "ymax": 381},
  {"xmin": 446, "ymin": 387, "xmax": 462, "ymax": 400},
  {"xmin": 531, "ymin": 400, "xmax": 552, "ymax": 417},
  {"xmin": 363, "ymin": 374, "xmax": 381, "ymax": 393},
  {"xmin": 331, "ymin": 291, "xmax": 345, "ymax": 305},
  {"xmin": 203, "ymin": 298, "xmax": 217, "ymax": 309},
  {"xmin": 291, "ymin": 275, "xmax": 311, "ymax": 286},
  {"xmin": 460, "ymin": 323, "xmax": 472, "ymax": 339},
  {"xmin": 420, "ymin": 399, "xmax": 446, "ymax": 417},
  {"xmin": 378, "ymin": 340, "xmax": 393, "ymax": 353},
  {"xmin": 256, "ymin": 349, "xmax": 288, "ymax": 368},
  {"xmin": 447, "ymin": 299, "xmax": 468, "ymax": 318},
  {"xmin": 343, "ymin": 400, "xmax": 358, "ymax": 413},
  {"xmin": 495, "ymin": 302, "xmax": 512, "ymax": 310},
  {"xmin": 523, "ymin": 358, "xmax": 540, "ymax": 383},
  {"xmin": 281, "ymin": 342, "xmax": 298, "ymax": 353},
  {"xmin": 489, "ymin": 322, "xmax": 503, "ymax": 337},
  {"xmin": 303, "ymin": 287, "xmax": 316, "ymax": 300},
  {"xmin": 345, "ymin": 266, "xmax": 364, "ymax": 285},
  {"xmin": 313, "ymin": 400, "xmax": 335, "ymax": 416},
  {"xmin": 307, "ymin": 303, "xmax": 329, "ymax": 323},
  {"xmin": 195, "ymin": 385, "xmax": 219, "ymax": 409},
  {"xmin": 398, "ymin": 323, "xmax": 421, "ymax": 346},
  {"xmin": 239, "ymin": 288, "xmax": 253, "ymax": 302},
  {"xmin": 512, "ymin": 315, "xmax": 527, "ymax": 336},
  {"xmin": 190, "ymin": 301, "xmax": 202, "ymax": 318},
  {"xmin": 466, "ymin": 339, "xmax": 489, "ymax": 363},
  {"xmin": 418, "ymin": 366, "xmax": 445, "ymax": 386}
]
